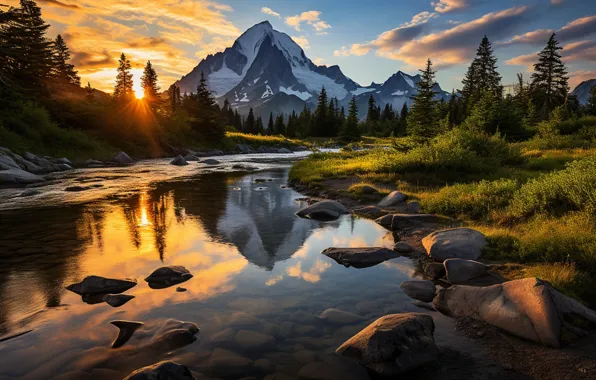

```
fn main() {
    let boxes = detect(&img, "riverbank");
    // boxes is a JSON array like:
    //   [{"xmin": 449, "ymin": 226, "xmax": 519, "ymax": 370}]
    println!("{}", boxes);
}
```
[{"xmin": 288, "ymin": 131, "xmax": 596, "ymax": 307}]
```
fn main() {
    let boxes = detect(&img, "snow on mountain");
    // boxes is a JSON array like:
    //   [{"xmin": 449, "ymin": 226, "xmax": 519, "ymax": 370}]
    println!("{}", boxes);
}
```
[
  {"xmin": 571, "ymin": 79, "xmax": 596, "ymax": 105},
  {"xmin": 174, "ymin": 21, "xmax": 449, "ymax": 118}
]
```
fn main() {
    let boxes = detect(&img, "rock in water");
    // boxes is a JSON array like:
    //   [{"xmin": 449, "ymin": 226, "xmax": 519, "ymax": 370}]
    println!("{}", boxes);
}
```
[
  {"xmin": 66, "ymin": 275, "xmax": 137, "ymax": 296},
  {"xmin": 444, "ymin": 258, "xmax": 488, "ymax": 284},
  {"xmin": 176, "ymin": 287, "xmax": 187, "ymax": 292},
  {"xmin": 123, "ymin": 361, "xmax": 195, "ymax": 380},
  {"xmin": 433, "ymin": 278, "xmax": 596, "ymax": 348},
  {"xmin": 201, "ymin": 158, "xmax": 220, "ymax": 165},
  {"xmin": 422, "ymin": 228, "xmax": 487, "ymax": 262},
  {"xmin": 170, "ymin": 155, "xmax": 188, "ymax": 166},
  {"xmin": 319, "ymin": 308, "xmax": 364, "ymax": 325},
  {"xmin": 322, "ymin": 247, "xmax": 399, "ymax": 268},
  {"xmin": 145, "ymin": 266, "xmax": 193, "ymax": 289},
  {"xmin": 113, "ymin": 151, "xmax": 134, "ymax": 165},
  {"xmin": 393, "ymin": 242, "xmax": 413, "ymax": 253},
  {"xmin": 103, "ymin": 294, "xmax": 135, "ymax": 307},
  {"xmin": 378, "ymin": 191, "xmax": 407, "ymax": 208},
  {"xmin": 111, "ymin": 320, "xmax": 143, "ymax": 348},
  {"xmin": 147, "ymin": 319, "xmax": 200, "ymax": 351},
  {"xmin": 183, "ymin": 154, "xmax": 199, "ymax": 161},
  {"xmin": 296, "ymin": 200, "xmax": 349, "ymax": 221},
  {"xmin": 19, "ymin": 189, "xmax": 41, "ymax": 197},
  {"xmin": 336, "ymin": 313, "xmax": 438, "ymax": 376},
  {"xmin": 400, "ymin": 280, "xmax": 436, "ymax": 302},
  {"xmin": 0, "ymin": 168, "xmax": 45, "ymax": 185},
  {"xmin": 376, "ymin": 214, "xmax": 447, "ymax": 230}
]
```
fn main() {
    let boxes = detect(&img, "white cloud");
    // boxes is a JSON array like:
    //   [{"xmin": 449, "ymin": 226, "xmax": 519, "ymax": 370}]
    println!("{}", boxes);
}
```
[
  {"xmin": 432, "ymin": 0, "xmax": 474, "ymax": 13},
  {"xmin": 261, "ymin": 7, "xmax": 280, "ymax": 18},
  {"xmin": 291, "ymin": 35, "xmax": 310, "ymax": 50},
  {"xmin": 312, "ymin": 57, "xmax": 326, "ymax": 65},
  {"xmin": 285, "ymin": 10, "xmax": 331, "ymax": 33}
]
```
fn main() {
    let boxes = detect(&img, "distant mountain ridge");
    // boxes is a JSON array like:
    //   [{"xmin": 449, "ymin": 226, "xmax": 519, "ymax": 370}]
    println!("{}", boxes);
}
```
[
  {"xmin": 571, "ymin": 79, "xmax": 596, "ymax": 105},
  {"xmin": 175, "ymin": 21, "xmax": 450, "ymax": 117}
]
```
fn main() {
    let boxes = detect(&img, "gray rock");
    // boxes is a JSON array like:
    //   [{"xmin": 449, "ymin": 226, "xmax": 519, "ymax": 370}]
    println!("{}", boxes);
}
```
[
  {"xmin": 66, "ymin": 275, "xmax": 137, "ymax": 295},
  {"xmin": 103, "ymin": 294, "xmax": 135, "ymax": 307},
  {"xmin": 84, "ymin": 159, "xmax": 104, "ymax": 167},
  {"xmin": 376, "ymin": 213, "xmax": 446, "ymax": 230},
  {"xmin": 425, "ymin": 263, "xmax": 446, "ymax": 279},
  {"xmin": 296, "ymin": 200, "xmax": 349, "ymax": 221},
  {"xmin": 444, "ymin": 258, "xmax": 489, "ymax": 284},
  {"xmin": 236, "ymin": 144, "xmax": 254, "ymax": 153},
  {"xmin": 19, "ymin": 189, "xmax": 41, "ymax": 197},
  {"xmin": 147, "ymin": 319, "xmax": 199, "ymax": 351},
  {"xmin": 358, "ymin": 185, "xmax": 379, "ymax": 194},
  {"xmin": 422, "ymin": 228, "xmax": 487, "ymax": 262},
  {"xmin": 170, "ymin": 155, "xmax": 188, "ymax": 166},
  {"xmin": 145, "ymin": 265, "xmax": 193, "ymax": 289},
  {"xmin": 322, "ymin": 247, "xmax": 399, "ymax": 268},
  {"xmin": 433, "ymin": 278, "xmax": 596, "ymax": 348},
  {"xmin": 393, "ymin": 242, "xmax": 413, "ymax": 253},
  {"xmin": 278, "ymin": 147, "xmax": 293, "ymax": 154},
  {"xmin": 111, "ymin": 320, "xmax": 144, "ymax": 348},
  {"xmin": 184, "ymin": 154, "xmax": 200, "ymax": 161},
  {"xmin": 0, "ymin": 168, "xmax": 45, "ymax": 185},
  {"xmin": 0, "ymin": 154, "xmax": 20, "ymax": 170},
  {"xmin": 400, "ymin": 280, "xmax": 436, "ymax": 302},
  {"xmin": 235, "ymin": 330, "xmax": 274, "ymax": 349},
  {"xmin": 124, "ymin": 361, "xmax": 195, "ymax": 380},
  {"xmin": 298, "ymin": 354, "xmax": 371, "ymax": 380},
  {"xmin": 407, "ymin": 201, "xmax": 422, "ymax": 213},
  {"xmin": 319, "ymin": 308, "xmax": 364, "ymax": 325},
  {"xmin": 56, "ymin": 163, "xmax": 72, "ymax": 171},
  {"xmin": 352, "ymin": 206, "xmax": 387, "ymax": 219},
  {"xmin": 378, "ymin": 191, "xmax": 407, "ymax": 207},
  {"xmin": 55, "ymin": 157, "xmax": 72, "ymax": 165},
  {"xmin": 201, "ymin": 159, "xmax": 220, "ymax": 165},
  {"xmin": 336, "ymin": 313, "xmax": 438, "ymax": 376},
  {"xmin": 113, "ymin": 151, "xmax": 134, "ymax": 164}
]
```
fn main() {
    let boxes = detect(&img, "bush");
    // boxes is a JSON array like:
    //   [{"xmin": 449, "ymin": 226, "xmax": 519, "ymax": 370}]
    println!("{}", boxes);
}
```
[
  {"xmin": 557, "ymin": 116, "xmax": 596, "ymax": 135},
  {"xmin": 422, "ymin": 178, "xmax": 518, "ymax": 220},
  {"xmin": 507, "ymin": 156, "xmax": 596, "ymax": 219}
]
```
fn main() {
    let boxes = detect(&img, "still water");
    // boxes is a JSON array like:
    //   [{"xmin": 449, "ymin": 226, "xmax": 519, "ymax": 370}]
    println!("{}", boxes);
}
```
[{"xmin": 0, "ymin": 156, "xmax": 442, "ymax": 379}]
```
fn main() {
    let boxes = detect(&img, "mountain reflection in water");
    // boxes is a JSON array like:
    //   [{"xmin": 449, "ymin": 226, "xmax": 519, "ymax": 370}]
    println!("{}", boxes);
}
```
[{"xmin": 0, "ymin": 167, "xmax": 418, "ymax": 380}]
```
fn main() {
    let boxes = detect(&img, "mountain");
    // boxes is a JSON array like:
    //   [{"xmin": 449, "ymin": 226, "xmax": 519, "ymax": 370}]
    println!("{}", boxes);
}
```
[
  {"xmin": 571, "ymin": 79, "xmax": 596, "ymax": 105},
  {"xmin": 175, "ymin": 21, "xmax": 450, "ymax": 117}
]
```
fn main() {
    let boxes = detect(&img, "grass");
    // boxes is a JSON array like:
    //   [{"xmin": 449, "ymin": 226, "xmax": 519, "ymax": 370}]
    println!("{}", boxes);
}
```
[{"xmin": 223, "ymin": 132, "xmax": 310, "ymax": 149}]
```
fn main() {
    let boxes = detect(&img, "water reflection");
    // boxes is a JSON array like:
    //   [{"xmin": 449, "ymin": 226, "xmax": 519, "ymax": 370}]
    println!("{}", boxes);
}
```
[{"xmin": 0, "ymin": 167, "xmax": 421, "ymax": 379}]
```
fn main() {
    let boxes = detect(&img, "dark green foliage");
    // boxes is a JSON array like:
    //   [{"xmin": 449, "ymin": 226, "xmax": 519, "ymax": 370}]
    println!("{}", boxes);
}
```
[
  {"xmin": 244, "ymin": 108, "xmax": 256, "ymax": 134},
  {"xmin": 113, "ymin": 53, "xmax": 133, "ymax": 101},
  {"xmin": 141, "ymin": 60, "xmax": 159, "ymax": 106},
  {"xmin": 52, "ymin": 34, "xmax": 79, "ymax": 86},
  {"xmin": 312, "ymin": 87, "xmax": 328, "ymax": 137},
  {"xmin": 256, "ymin": 116, "xmax": 264, "ymax": 134},
  {"xmin": 340, "ymin": 96, "xmax": 360, "ymax": 141},
  {"xmin": 586, "ymin": 85, "xmax": 596, "ymax": 116},
  {"xmin": 274, "ymin": 113, "xmax": 285, "ymax": 135},
  {"xmin": 267, "ymin": 112, "xmax": 274, "ymax": 134},
  {"xmin": 407, "ymin": 59, "xmax": 438, "ymax": 138},
  {"xmin": 461, "ymin": 36, "xmax": 502, "ymax": 114},
  {"xmin": 183, "ymin": 72, "xmax": 225, "ymax": 140}
]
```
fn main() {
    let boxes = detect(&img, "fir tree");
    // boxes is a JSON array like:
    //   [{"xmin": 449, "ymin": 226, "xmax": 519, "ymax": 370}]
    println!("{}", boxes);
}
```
[
  {"xmin": 407, "ymin": 59, "xmax": 438, "ymax": 138},
  {"xmin": 168, "ymin": 85, "xmax": 181, "ymax": 113},
  {"xmin": 461, "ymin": 36, "xmax": 502, "ymax": 112},
  {"xmin": 85, "ymin": 81, "xmax": 94, "ymax": 101},
  {"xmin": 313, "ymin": 87, "xmax": 328, "ymax": 137},
  {"xmin": 267, "ymin": 112, "xmax": 274, "ymax": 134},
  {"xmin": 341, "ymin": 96, "xmax": 360, "ymax": 141},
  {"xmin": 256, "ymin": 116, "xmax": 264, "ymax": 134},
  {"xmin": 244, "ymin": 108, "xmax": 256, "ymax": 134},
  {"xmin": 113, "ymin": 53, "xmax": 133, "ymax": 101},
  {"xmin": 586, "ymin": 85, "xmax": 596, "ymax": 116},
  {"xmin": 52, "ymin": 34, "xmax": 79, "ymax": 86},
  {"xmin": 530, "ymin": 33, "xmax": 569, "ymax": 119},
  {"xmin": 367, "ymin": 95, "xmax": 379, "ymax": 122},
  {"xmin": 234, "ymin": 109, "xmax": 242, "ymax": 131},
  {"xmin": 398, "ymin": 103, "xmax": 409, "ymax": 136},
  {"xmin": 191, "ymin": 71, "xmax": 225, "ymax": 140},
  {"xmin": 274, "ymin": 113, "xmax": 286, "ymax": 135},
  {"xmin": 286, "ymin": 111, "xmax": 298, "ymax": 137},
  {"xmin": 141, "ymin": 60, "xmax": 159, "ymax": 105},
  {"xmin": 298, "ymin": 105, "xmax": 312, "ymax": 137}
]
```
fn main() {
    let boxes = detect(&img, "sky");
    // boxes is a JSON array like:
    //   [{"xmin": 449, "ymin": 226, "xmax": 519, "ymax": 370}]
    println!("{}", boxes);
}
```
[{"xmin": 6, "ymin": 0, "xmax": 596, "ymax": 94}]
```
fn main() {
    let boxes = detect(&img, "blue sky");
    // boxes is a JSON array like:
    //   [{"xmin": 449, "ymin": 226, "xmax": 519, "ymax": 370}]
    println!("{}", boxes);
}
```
[{"xmin": 18, "ymin": 0, "xmax": 596, "ymax": 92}]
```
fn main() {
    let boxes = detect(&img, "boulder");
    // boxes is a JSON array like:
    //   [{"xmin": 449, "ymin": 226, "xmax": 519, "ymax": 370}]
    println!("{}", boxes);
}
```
[
  {"xmin": 352, "ymin": 206, "xmax": 387, "ymax": 219},
  {"xmin": 377, "ymin": 191, "xmax": 407, "ymax": 208},
  {"xmin": 103, "ymin": 294, "xmax": 135, "ymax": 307},
  {"xmin": 444, "ymin": 258, "xmax": 488, "ymax": 284},
  {"xmin": 319, "ymin": 308, "xmax": 364, "ymax": 325},
  {"xmin": 322, "ymin": 247, "xmax": 399, "ymax": 268},
  {"xmin": 278, "ymin": 147, "xmax": 293, "ymax": 154},
  {"xmin": 183, "ymin": 154, "xmax": 200, "ymax": 161},
  {"xmin": 113, "ymin": 151, "xmax": 134, "ymax": 164},
  {"xmin": 19, "ymin": 189, "xmax": 41, "ymax": 197},
  {"xmin": 393, "ymin": 242, "xmax": 413, "ymax": 253},
  {"xmin": 422, "ymin": 228, "xmax": 487, "ymax": 262},
  {"xmin": 298, "ymin": 354, "xmax": 371, "ymax": 380},
  {"xmin": 0, "ymin": 168, "xmax": 45, "ymax": 185},
  {"xmin": 425, "ymin": 263, "xmax": 446, "ymax": 279},
  {"xmin": 0, "ymin": 154, "xmax": 20, "ymax": 170},
  {"xmin": 201, "ymin": 159, "xmax": 220, "ymax": 165},
  {"xmin": 357, "ymin": 185, "xmax": 378, "ymax": 194},
  {"xmin": 336, "ymin": 313, "xmax": 438, "ymax": 376},
  {"xmin": 400, "ymin": 280, "xmax": 436, "ymax": 302},
  {"xmin": 170, "ymin": 155, "xmax": 188, "ymax": 166},
  {"xmin": 376, "ymin": 214, "xmax": 447, "ymax": 231},
  {"xmin": 55, "ymin": 157, "xmax": 72, "ymax": 165},
  {"xmin": 66, "ymin": 275, "xmax": 137, "ymax": 296},
  {"xmin": 85, "ymin": 159, "xmax": 104, "ymax": 167},
  {"xmin": 123, "ymin": 361, "xmax": 195, "ymax": 380},
  {"xmin": 433, "ymin": 278, "xmax": 596, "ymax": 348},
  {"xmin": 406, "ymin": 201, "xmax": 422, "ymax": 213},
  {"xmin": 111, "ymin": 320, "xmax": 144, "ymax": 348},
  {"xmin": 145, "ymin": 266, "xmax": 193, "ymax": 289},
  {"xmin": 296, "ymin": 200, "xmax": 349, "ymax": 221},
  {"xmin": 146, "ymin": 319, "xmax": 200, "ymax": 351},
  {"xmin": 236, "ymin": 144, "xmax": 254, "ymax": 154}
]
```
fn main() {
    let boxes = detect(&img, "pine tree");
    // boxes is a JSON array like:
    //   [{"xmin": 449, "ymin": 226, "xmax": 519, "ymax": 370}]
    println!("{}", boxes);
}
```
[
  {"xmin": 141, "ymin": 60, "xmax": 159, "ymax": 105},
  {"xmin": 461, "ymin": 36, "xmax": 502, "ymax": 113},
  {"xmin": 298, "ymin": 105, "xmax": 312, "ymax": 137},
  {"xmin": 407, "ymin": 59, "xmax": 438, "ymax": 138},
  {"xmin": 586, "ymin": 85, "xmax": 596, "ymax": 116},
  {"xmin": 530, "ymin": 33, "xmax": 569, "ymax": 119},
  {"xmin": 341, "ymin": 96, "xmax": 360, "ymax": 141},
  {"xmin": 234, "ymin": 109, "xmax": 242, "ymax": 131},
  {"xmin": 244, "ymin": 108, "xmax": 256, "ymax": 134},
  {"xmin": 267, "ymin": 112, "xmax": 274, "ymax": 134},
  {"xmin": 192, "ymin": 71, "xmax": 225, "ymax": 139},
  {"xmin": 114, "ymin": 53, "xmax": 133, "ymax": 101},
  {"xmin": 286, "ymin": 111, "xmax": 298, "ymax": 137},
  {"xmin": 274, "ymin": 113, "xmax": 286, "ymax": 135},
  {"xmin": 367, "ymin": 95, "xmax": 378, "ymax": 122},
  {"xmin": 85, "ymin": 81, "xmax": 94, "ymax": 101},
  {"xmin": 313, "ymin": 87, "xmax": 328, "ymax": 137},
  {"xmin": 256, "ymin": 116, "xmax": 264, "ymax": 134},
  {"xmin": 51, "ymin": 34, "xmax": 79, "ymax": 86}
]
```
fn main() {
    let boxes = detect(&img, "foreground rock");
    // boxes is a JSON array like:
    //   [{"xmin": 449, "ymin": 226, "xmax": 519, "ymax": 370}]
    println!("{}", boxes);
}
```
[
  {"xmin": 336, "ymin": 313, "xmax": 438, "ymax": 376},
  {"xmin": 393, "ymin": 242, "xmax": 413, "ymax": 253},
  {"xmin": 123, "ymin": 361, "xmax": 195, "ymax": 380},
  {"xmin": 400, "ymin": 280, "xmax": 436, "ymax": 302},
  {"xmin": 433, "ymin": 278, "xmax": 596, "ymax": 348},
  {"xmin": 170, "ymin": 155, "xmax": 188, "ymax": 166},
  {"xmin": 422, "ymin": 228, "xmax": 487, "ymax": 262},
  {"xmin": 113, "ymin": 151, "xmax": 134, "ymax": 165},
  {"xmin": 145, "ymin": 266, "xmax": 193, "ymax": 289},
  {"xmin": 444, "ymin": 258, "xmax": 488, "ymax": 284},
  {"xmin": 376, "ymin": 214, "xmax": 447, "ymax": 231},
  {"xmin": 111, "ymin": 320, "xmax": 144, "ymax": 348},
  {"xmin": 66, "ymin": 275, "xmax": 137, "ymax": 296},
  {"xmin": 201, "ymin": 158, "xmax": 220, "ymax": 165},
  {"xmin": 0, "ymin": 168, "xmax": 45, "ymax": 185},
  {"xmin": 319, "ymin": 308, "xmax": 364, "ymax": 325},
  {"xmin": 322, "ymin": 247, "xmax": 399, "ymax": 268},
  {"xmin": 352, "ymin": 206, "xmax": 387, "ymax": 219},
  {"xmin": 146, "ymin": 319, "xmax": 199, "ymax": 351},
  {"xmin": 103, "ymin": 294, "xmax": 135, "ymax": 307},
  {"xmin": 425, "ymin": 263, "xmax": 446, "ymax": 279},
  {"xmin": 296, "ymin": 200, "xmax": 349, "ymax": 221},
  {"xmin": 377, "ymin": 191, "xmax": 407, "ymax": 208}
]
